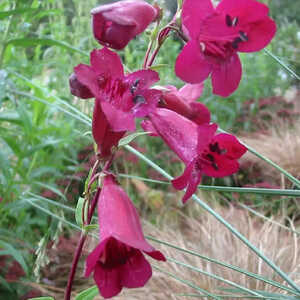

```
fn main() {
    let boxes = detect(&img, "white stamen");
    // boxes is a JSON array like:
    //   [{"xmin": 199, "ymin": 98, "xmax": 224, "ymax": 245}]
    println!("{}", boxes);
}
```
[
  {"xmin": 232, "ymin": 17, "xmax": 238, "ymax": 26},
  {"xmin": 199, "ymin": 42, "xmax": 206, "ymax": 52}
]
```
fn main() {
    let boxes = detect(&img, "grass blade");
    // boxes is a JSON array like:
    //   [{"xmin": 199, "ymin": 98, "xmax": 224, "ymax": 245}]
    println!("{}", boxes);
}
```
[
  {"xmin": 4, "ymin": 38, "xmax": 88, "ymax": 57},
  {"xmin": 264, "ymin": 49, "xmax": 300, "ymax": 81},
  {"xmin": 167, "ymin": 257, "xmax": 266, "ymax": 298},
  {"xmin": 152, "ymin": 265, "xmax": 222, "ymax": 300},
  {"xmin": 218, "ymin": 128, "xmax": 300, "ymax": 188},
  {"xmin": 124, "ymin": 146, "xmax": 300, "ymax": 294}
]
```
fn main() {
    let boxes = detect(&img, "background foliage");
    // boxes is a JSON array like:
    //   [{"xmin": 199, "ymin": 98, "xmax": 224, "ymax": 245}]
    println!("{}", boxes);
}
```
[{"xmin": 0, "ymin": 0, "xmax": 299, "ymax": 299}]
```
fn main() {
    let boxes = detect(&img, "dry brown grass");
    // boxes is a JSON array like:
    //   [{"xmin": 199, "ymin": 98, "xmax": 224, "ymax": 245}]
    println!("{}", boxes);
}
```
[
  {"xmin": 239, "ymin": 120, "xmax": 300, "ymax": 187},
  {"xmin": 34, "ymin": 198, "xmax": 300, "ymax": 300}
]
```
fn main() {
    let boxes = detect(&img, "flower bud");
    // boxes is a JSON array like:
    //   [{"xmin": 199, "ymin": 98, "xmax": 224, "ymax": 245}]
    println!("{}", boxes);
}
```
[{"xmin": 91, "ymin": 0, "xmax": 158, "ymax": 50}]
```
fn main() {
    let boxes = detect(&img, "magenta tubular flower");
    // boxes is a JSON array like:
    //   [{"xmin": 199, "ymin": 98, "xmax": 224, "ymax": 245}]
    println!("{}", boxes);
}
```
[
  {"xmin": 148, "ymin": 108, "xmax": 199, "ymax": 164},
  {"xmin": 92, "ymin": 98, "xmax": 126, "ymax": 157},
  {"xmin": 70, "ymin": 47, "xmax": 161, "ymax": 156},
  {"xmin": 69, "ymin": 73, "xmax": 93, "ymax": 99},
  {"xmin": 148, "ymin": 108, "xmax": 247, "ymax": 203},
  {"xmin": 172, "ymin": 129, "xmax": 248, "ymax": 203},
  {"xmin": 73, "ymin": 48, "xmax": 161, "ymax": 132},
  {"xmin": 91, "ymin": 0, "xmax": 158, "ymax": 50},
  {"xmin": 159, "ymin": 83, "xmax": 211, "ymax": 125},
  {"xmin": 70, "ymin": 71, "xmax": 123, "ymax": 157},
  {"xmin": 175, "ymin": 0, "xmax": 276, "ymax": 97},
  {"xmin": 85, "ymin": 176, "xmax": 165, "ymax": 299}
]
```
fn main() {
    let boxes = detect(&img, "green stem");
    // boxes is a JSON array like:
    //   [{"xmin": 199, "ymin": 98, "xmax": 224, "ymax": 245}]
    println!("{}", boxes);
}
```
[
  {"xmin": 246, "ymin": 144, "xmax": 300, "ymax": 188},
  {"xmin": 167, "ymin": 257, "xmax": 266, "ymax": 298},
  {"xmin": 125, "ymin": 145, "xmax": 172, "ymax": 180},
  {"xmin": 125, "ymin": 145, "xmax": 300, "ymax": 294},
  {"xmin": 237, "ymin": 203, "xmax": 300, "ymax": 235},
  {"xmin": 147, "ymin": 236, "xmax": 299, "ymax": 295},
  {"xmin": 118, "ymin": 173, "xmax": 300, "ymax": 197},
  {"xmin": 25, "ymin": 194, "xmax": 300, "ymax": 296},
  {"xmin": 191, "ymin": 193, "xmax": 300, "ymax": 294},
  {"xmin": 264, "ymin": 48, "xmax": 300, "ymax": 81},
  {"xmin": 0, "ymin": 2, "xmax": 15, "ymax": 68},
  {"xmin": 152, "ymin": 265, "xmax": 221, "ymax": 300}
]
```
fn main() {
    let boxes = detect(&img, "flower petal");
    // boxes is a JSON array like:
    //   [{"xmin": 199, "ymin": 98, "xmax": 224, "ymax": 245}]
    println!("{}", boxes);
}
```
[
  {"xmin": 178, "ymin": 83, "xmax": 204, "ymax": 102},
  {"xmin": 85, "ymin": 239, "xmax": 107, "ymax": 277},
  {"xmin": 145, "ymin": 250, "xmax": 166, "ymax": 261},
  {"xmin": 93, "ymin": 99, "xmax": 125, "ymax": 156},
  {"xmin": 93, "ymin": 16, "xmax": 136, "ymax": 50},
  {"xmin": 92, "ymin": 99, "xmax": 108, "ymax": 146},
  {"xmin": 90, "ymin": 48, "xmax": 124, "ymax": 78},
  {"xmin": 132, "ymin": 89, "xmax": 161, "ymax": 118},
  {"xmin": 99, "ymin": 175, "xmax": 159, "ymax": 253},
  {"xmin": 91, "ymin": 1, "xmax": 157, "ymax": 50},
  {"xmin": 211, "ymin": 52, "xmax": 242, "ymax": 97},
  {"xmin": 120, "ymin": 250, "xmax": 152, "ymax": 288},
  {"xmin": 140, "ymin": 120, "xmax": 159, "ymax": 136},
  {"xmin": 238, "ymin": 18, "xmax": 276, "ymax": 52},
  {"xmin": 149, "ymin": 108, "xmax": 198, "ymax": 164},
  {"xmin": 216, "ymin": 0, "xmax": 269, "ymax": 23},
  {"xmin": 189, "ymin": 102, "xmax": 211, "ymax": 125},
  {"xmin": 203, "ymin": 155, "xmax": 239, "ymax": 177},
  {"xmin": 197, "ymin": 123, "xmax": 218, "ymax": 153},
  {"xmin": 175, "ymin": 40, "xmax": 212, "ymax": 84},
  {"xmin": 182, "ymin": 0, "xmax": 214, "ymax": 38},
  {"xmin": 172, "ymin": 161, "xmax": 202, "ymax": 203},
  {"xmin": 125, "ymin": 69, "xmax": 160, "ymax": 90},
  {"xmin": 93, "ymin": 263, "xmax": 122, "ymax": 299},
  {"xmin": 172, "ymin": 161, "xmax": 194, "ymax": 190},
  {"xmin": 213, "ymin": 133, "xmax": 247, "ymax": 159},
  {"xmin": 74, "ymin": 64, "xmax": 99, "ymax": 97},
  {"xmin": 101, "ymin": 101, "xmax": 136, "ymax": 132},
  {"xmin": 69, "ymin": 73, "xmax": 94, "ymax": 99}
]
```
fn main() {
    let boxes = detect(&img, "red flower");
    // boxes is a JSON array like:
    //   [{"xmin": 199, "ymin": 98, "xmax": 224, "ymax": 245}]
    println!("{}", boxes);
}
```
[
  {"xmin": 73, "ymin": 48, "xmax": 160, "ymax": 131},
  {"xmin": 91, "ymin": 0, "xmax": 158, "ymax": 50},
  {"xmin": 159, "ymin": 83, "xmax": 211, "ymax": 125},
  {"xmin": 92, "ymin": 99, "xmax": 126, "ymax": 157},
  {"xmin": 69, "ymin": 73, "xmax": 93, "ymax": 99},
  {"xmin": 70, "ymin": 47, "xmax": 161, "ymax": 156},
  {"xmin": 147, "ymin": 108, "xmax": 247, "ymax": 202},
  {"xmin": 147, "ymin": 108, "xmax": 199, "ymax": 163},
  {"xmin": 175, "ymin": 0, "xmax": 276, "ymax": 97},
  {"xmin": 85, "ymin": 176, "xmax": 165, "ymax": 299},
  {"xmin": 172, "ymin": 127, "xmax": 247, "ymax": 203}
]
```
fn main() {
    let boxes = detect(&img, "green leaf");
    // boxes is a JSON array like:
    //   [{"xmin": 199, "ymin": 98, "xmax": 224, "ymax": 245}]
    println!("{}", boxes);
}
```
[
  {"xmin": 75, "ymin": 197, "xmax": 87, "ymax": 227},
  {"xmin": 32, "ymin": 182, "xmax": 67, "ymax": 201},
  {"xmin": 0, "ymin": 8, "xmax": 39, "ymax": 20},
  {"xmin": 4, "ymin": 38, "xmax": 88, "ymax": 57},
  {"xmin": 0, "ymin": 274, "xmax": 12, "ymax": 291},
  {"xmin": 0, "ymin": 240, "xmax": 28, "ymax": 274},
  {"xmin": 27, "ymin": 297, "xmax": 55, "ymax": 300},
  {"xmin": 220, "ymin": 288, "xmax": 300, "ymax": 299},
  {"xmin": 75, "ymin": 285, "xmax": 99, "ymax": 300},
  {"xmin": 149, "ymin": 64, "xmax": 168, "ymax": 71},
  {"xmin": 0, "ymin": 149, "xmax": 12, "ymax": 184},
  {"xmin": 253, "ymin": 291, "xmax": 300, "ymax": 300},
  {"xmin": 32, "ymin": 9, "xmax": 62, "ymax": 20},
  {"xmin": 84, "ymin": 224, "xmax": 98, "ymax": 232},
  {"xmin": 0, "ymin": 111, "xmax": 21, "ymax": 124},
  {"xmin": 118, "ymin": 132, "xmax": 150, "ymax": 147}
]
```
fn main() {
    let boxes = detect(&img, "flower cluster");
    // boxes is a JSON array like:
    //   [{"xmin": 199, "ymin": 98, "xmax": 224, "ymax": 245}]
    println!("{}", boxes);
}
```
[{"xmin": 69, "ymin": 0, "xmax": 275, "ymax": 298}]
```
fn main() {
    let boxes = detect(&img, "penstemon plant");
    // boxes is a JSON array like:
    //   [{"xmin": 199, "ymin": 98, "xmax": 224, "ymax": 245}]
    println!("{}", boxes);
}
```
[{"xmin": 28, "ymin": 0, "xmax": 300, "ymax": 299}]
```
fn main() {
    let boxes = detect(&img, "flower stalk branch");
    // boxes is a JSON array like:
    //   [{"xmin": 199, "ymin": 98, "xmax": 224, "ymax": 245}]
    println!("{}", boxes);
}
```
[{"xmin": 64, "ymin": 154, "xmax": 115, "ymax": 300}]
